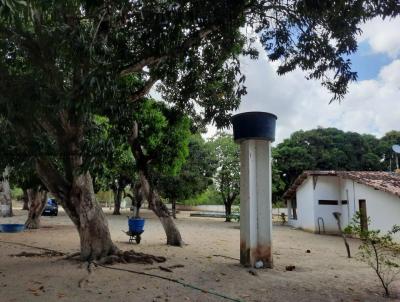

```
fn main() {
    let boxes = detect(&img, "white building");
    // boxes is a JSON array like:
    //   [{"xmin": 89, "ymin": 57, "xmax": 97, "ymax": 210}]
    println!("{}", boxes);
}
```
[{"xmin": 283, "ymin": 171, "xmax": 400, "ymax": 241}]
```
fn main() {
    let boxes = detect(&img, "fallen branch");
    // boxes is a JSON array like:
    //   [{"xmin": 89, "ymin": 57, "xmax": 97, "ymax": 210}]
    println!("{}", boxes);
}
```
[
  {"xmin": 144, "ymin": 264, "xmax": 185, "ymax": 271},
  {"xmin": 158, "ymin": 266, "xmax": 173, "ymax": 273},
  {"xmin": 212, "ymin": 254, "xmax": 240, "ymax": 261},
  {"xmin": 10, "ymin": 250, "xmax": 64, "ymax": 258}
]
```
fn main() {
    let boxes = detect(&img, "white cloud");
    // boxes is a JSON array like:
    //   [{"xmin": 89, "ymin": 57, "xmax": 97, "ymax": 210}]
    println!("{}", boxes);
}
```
[
  {"xmin": 358, "ymin": 17, "xmax": 400, "ymax": 58},
  {"xmin": 232, "ymin": 50, "xmax": 400, "ymax": 144}
]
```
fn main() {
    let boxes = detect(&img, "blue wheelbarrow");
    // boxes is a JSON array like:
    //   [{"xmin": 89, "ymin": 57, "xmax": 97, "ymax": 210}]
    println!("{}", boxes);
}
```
[{"xmin": 126, "ymin": 217, "xmax": 145, "ymax": 244}]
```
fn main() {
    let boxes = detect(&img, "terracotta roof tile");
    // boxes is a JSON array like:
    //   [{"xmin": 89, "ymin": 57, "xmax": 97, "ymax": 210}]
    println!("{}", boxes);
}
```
[{"xmin": 283, "ymin": 171, "xmax": 400, "ymax": 200}]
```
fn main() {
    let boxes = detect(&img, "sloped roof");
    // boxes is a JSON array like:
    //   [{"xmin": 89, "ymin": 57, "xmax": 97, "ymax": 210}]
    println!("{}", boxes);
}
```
[{"xmin": 283, "ymin": 171, "xmax": 400, "ymax": 200}]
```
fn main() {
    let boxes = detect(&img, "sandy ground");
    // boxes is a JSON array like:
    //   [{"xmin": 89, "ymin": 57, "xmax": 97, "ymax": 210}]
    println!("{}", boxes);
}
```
[{"xmin": 0, "ymin": 207, "xmax": 399, "ymax": 302}]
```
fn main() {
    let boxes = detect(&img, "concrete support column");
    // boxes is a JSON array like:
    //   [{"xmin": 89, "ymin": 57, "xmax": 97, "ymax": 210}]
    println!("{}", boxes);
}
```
[
  {"xmin": 232, "ymin": 112, "xmax": 277, "ymax": 269},
  {"xmin": 240, "ymin": 140, "xmax": 272, "ymax": 268}
]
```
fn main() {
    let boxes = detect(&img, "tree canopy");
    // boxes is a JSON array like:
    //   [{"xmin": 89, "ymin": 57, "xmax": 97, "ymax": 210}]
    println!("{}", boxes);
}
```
[
  {"xmin": 273, "ymin": 127, "xmax": 400, "ymax": 198},
  {"xmin": 1, "ymin": 0, "xmax": 399, "ymax": 259},
  {"xmin": 155, "ymin": 134, "xmax": 216, "ymax": 204}
]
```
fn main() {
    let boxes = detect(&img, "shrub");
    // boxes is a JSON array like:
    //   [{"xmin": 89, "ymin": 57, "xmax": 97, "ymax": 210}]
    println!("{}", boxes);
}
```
[{"xmin": 345, "ymin": 212, "xmax": 400, "ymax": 297}]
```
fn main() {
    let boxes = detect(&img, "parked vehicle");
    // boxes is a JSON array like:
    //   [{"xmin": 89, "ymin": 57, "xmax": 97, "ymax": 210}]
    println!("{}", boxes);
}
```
[{"xmin": 42, "ymin": 198, "xmax": 58, "ymax": 216}]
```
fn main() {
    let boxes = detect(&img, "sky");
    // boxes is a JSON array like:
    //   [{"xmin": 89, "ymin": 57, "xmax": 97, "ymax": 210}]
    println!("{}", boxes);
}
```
[{"xmin": 206, "ymin": 17, "xmax": 400, "ymax": 144}]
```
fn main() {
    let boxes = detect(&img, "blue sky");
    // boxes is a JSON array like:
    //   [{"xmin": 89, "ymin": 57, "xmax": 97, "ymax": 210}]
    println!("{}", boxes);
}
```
[{"xmin": 349, "ymin": 42, "xmax": 392, "ymax": 80}]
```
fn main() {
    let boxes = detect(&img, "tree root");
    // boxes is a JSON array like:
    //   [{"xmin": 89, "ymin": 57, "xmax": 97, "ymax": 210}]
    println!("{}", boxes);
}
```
[
  {"xmin": 63, "ymin": 251, "xmax": 81, "ymax": 260},
  {"xmin": 212, "ymin": 254, "xmax": 240, "ymax": 261},
  {"xmin": 10, "ymin": 250, "xmax": 64, "ymax": 258},
  {"xmin": 96, "ymin": 249, "xmax": 166, "ymax": 265},
  {"xmin": 78, "ymin": 262, "xmax": 94, "ymax": 288}
]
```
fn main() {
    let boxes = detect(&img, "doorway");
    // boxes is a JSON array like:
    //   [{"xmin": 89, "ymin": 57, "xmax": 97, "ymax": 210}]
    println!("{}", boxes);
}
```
[{"xmin": 359, "ymin": 199, "xmax": 368, "ymax": 231}]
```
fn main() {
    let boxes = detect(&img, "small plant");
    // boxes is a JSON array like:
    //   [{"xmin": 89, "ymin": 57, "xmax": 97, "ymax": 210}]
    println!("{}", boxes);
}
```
[
  {"xmin": 280, "ymin": 212, "xmax": 287, "ymax": 225},
  {"xmin": 229, "ymin": 206, "xmax": 240, "ymax": 222},
  {"xmin": 273, "ymin": 200, "xmax": 285, "ymax": 209},
  {"xmin": 345, "ymin": 212, "xmax": 400, "ymax": 297}
]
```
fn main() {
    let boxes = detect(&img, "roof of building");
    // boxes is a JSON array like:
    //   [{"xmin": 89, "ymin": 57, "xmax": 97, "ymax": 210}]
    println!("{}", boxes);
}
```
[{"xmin": 283, "ymin": 171, "xmax": 400, "ymax": 200}]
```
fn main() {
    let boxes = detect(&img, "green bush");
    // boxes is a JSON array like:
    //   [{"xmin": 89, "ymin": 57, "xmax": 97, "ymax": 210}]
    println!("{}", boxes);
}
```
[
  {"xmin": 11, "ymin": 187, "xmax": 23, "ymax": 200},
  {"xmin": 229, "ymin": 205, "xmax": 240, "ymax": 222},
  {"xmin": 273, "ymin": 200, "xmax": 286, "ymax": 208},
  {"xmin": 181, "ymin": 186, "xmax": 223, "ymax": 206}
]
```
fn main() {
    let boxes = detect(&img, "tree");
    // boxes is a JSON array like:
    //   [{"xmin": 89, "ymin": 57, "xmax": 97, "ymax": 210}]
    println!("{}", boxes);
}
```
[
  {"xmin": 378, "ymin": 131, "xmax": 400, "ymax": 171},
  {"xmin": 210, "ymin": 133, "xmax": 240, "ymax": 222},
  {"xmin": 1, "ymin": 0, "xmax": 398, "ymax": 261},
  {"xmin": 274, "ymin": 128, "xmax": 384, "ymax": 196},
  {"xmin": 155, "ymin": 134, "xmax": 217, "ymax": 218},
  {"xmin": 9, "ymin": 162, "xmax": 47, "ymax": 229},
  {"xmin": 97, "ymin": 146, "xmax": 135, "ymax": 215},
  {"xmin": 126, "ymin": 100, "xmax": 191, "ymax": 245}
]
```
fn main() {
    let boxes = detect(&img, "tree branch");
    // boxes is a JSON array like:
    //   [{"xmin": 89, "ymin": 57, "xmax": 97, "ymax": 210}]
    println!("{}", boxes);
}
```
[
  {"xmin": 120, "ymin": 26, "xmax": 217, "ymax": 76},
  {"xmin": 129, "ymin": 76, "xmax": 158, "ymax": 102}
]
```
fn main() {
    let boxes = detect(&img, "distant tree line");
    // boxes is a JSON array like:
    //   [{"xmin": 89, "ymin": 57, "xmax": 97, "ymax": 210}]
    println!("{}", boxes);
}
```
[{"xmin": 273, "ymin": 128, "xmax": 400, "ymax": 199}]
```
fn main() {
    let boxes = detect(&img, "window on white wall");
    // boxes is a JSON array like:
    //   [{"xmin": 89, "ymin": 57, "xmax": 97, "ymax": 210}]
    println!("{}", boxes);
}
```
[{"xmin": 318, "ymin": 200, "xmax": 338, "ymax": 205}]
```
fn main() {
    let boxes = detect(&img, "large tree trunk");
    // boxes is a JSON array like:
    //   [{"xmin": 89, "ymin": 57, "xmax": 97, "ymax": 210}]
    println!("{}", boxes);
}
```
[
  {"xmin": 22, "ymin": 189, "xmax": 29, "ymax": 210},
  {"xmin": 0, "ymin": 168, "xmax": 12, "ymax": 217},
  {"xmin": 113, "ymin": 187, "xmax": 122, "ymax": 215},
  {"xmin": 139, "ymin": 171, "xmax": 183, "ymax": 246},
  {"xmin": 133, "ymin": 182, "xmax": 144, "ymax": 218},
  {"xmin": 36, "ymin": 160, "xmax": 117, "ymax": 260},
  {"xmin": 25, "ymin": 189, "xmax": 47, "ymax": 229},
  {"xmin": 71, "ymin": 173, "xmax": 117, "ymax": 260}
]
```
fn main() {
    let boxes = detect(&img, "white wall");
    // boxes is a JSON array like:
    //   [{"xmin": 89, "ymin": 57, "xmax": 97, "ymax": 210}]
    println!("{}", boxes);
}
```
[
  {"xmin": 352, "ymin": 182, "xmax": 400, "ymax": 242},
  {"xmin": 313, "ymin": 176, "xmax": 342, "ymax": 233},
  {"xmin": 290, "ymin": 177, "xmax": 315, "ymax": 232},
  {"xmin": 341, "ymin": 179, "xmax": 358, "ymax": 226},
  {"xmin": 289, "ymin": 175, "xmax": 400, "ymax": 241}
]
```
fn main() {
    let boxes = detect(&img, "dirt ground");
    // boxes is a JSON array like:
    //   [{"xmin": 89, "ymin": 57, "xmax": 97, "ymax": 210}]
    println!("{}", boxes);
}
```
[{"xmin": 0, "ymin": 207, "xmax": 399, "ymax": 302}]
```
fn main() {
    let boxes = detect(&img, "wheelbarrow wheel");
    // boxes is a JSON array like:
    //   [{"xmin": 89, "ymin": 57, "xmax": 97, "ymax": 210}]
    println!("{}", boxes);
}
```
[{"xmin": 135, "ymin": 234, "xmax": 141, "ymax": 244}]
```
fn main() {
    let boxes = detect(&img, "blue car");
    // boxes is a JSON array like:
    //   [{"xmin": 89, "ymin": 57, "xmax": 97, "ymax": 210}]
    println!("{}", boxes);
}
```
[{"xmin": 42, "ymin": 198, "xmax": 58, "ymax": 216}]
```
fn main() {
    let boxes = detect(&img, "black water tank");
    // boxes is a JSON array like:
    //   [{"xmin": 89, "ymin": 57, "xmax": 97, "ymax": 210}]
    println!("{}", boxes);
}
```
[{"xmin": 232, "ymin": 112, "xmax": 277, "ymax": 143}]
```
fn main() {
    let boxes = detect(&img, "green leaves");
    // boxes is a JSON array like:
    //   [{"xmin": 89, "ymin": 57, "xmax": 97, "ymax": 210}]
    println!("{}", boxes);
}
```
[
  {"xmin": 155, "ymin": 134, "xmax": 217, "ymax": 203},
  {"xmin": 132, "ymin": 99, "xmax": 191, "ymax": 176},
  {"xmin": 0, "ymin": 0, "xmax": 26, "ymax": 19}
]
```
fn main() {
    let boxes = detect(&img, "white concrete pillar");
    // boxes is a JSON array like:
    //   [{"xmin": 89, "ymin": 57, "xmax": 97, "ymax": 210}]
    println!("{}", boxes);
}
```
[
  {"xmin": 240, "ymin": 140, "xmax": 272, "ymax": 268},
  {"xmin": 232, "ymin": 112, "xmax": 277, "ymax": 269}
]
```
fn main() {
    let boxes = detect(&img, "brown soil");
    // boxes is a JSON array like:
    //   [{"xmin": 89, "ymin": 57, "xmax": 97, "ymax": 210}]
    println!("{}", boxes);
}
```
[{"xmin": 0, "ymin": 208, "xmax": 399, "ymax": 302}]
